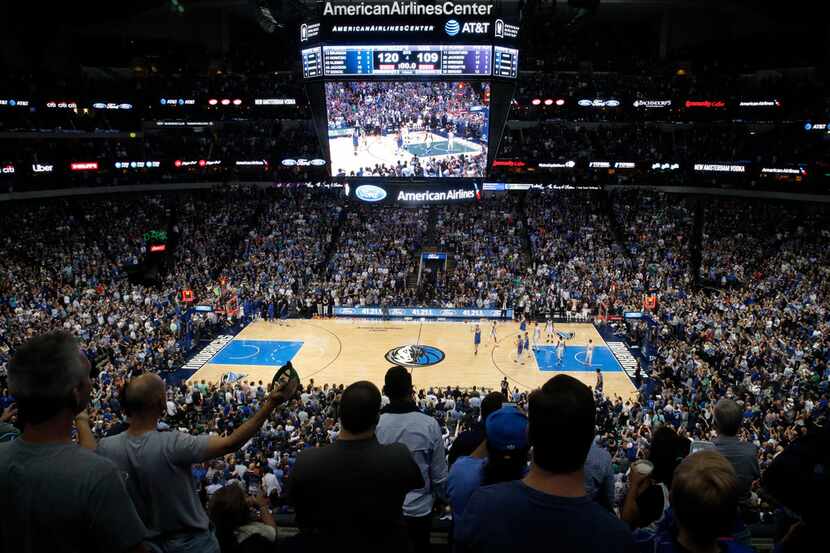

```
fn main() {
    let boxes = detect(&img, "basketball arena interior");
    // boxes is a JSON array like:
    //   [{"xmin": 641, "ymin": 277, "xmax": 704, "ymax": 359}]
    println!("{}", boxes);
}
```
[{"xmin": 0, "ymin": 1, "xmax": 828, "ymax": 552}]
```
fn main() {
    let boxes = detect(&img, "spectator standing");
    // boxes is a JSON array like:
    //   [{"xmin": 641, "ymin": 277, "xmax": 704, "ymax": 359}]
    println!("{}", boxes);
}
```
[
  {"xmin": 288, "ymin": 381, "xmax": 423, "ymax": 551},
  {"xmin": 448, "ymin": 391, "xmax": 504, "ymax": 467},
  {"xmin": 0, "ymin": 331, "xmax": 148, "ymax": 553},
  {"xmin": 92, "ymin": 371, "xmax": 297, "ymax": 553},
  {"xmin": 456, "ymin": 375, "xmax": 635, "ymax": 553},
  {"xmin": 584, "ymin": 438, "xmax": 616, "ymax": 511},
  {"xmin": 377, "ymin": 366, "xmax": 449, "ymax": 553},
  {"xmin": 712, "ymin": 398, "xmax": 760, "ymax": 543},
  {"xmin": 634, "ymin": 451, "xmax": 754, "ymax": 553},
  {"xmin": 448, "ymin": 405, "xmax": 529, "ymax": 537}
]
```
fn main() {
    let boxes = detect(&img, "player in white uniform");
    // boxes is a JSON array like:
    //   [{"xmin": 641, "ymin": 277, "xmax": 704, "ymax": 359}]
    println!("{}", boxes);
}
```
[
  {"xmin": 447, "ymin": 127, "xmax": 455, "ymax": 150},
  {"xmin": 533, "ymin": 322, "xmax": 542, "ymax": 348},
  {"xmin": 545, "ymin": 319, "xmax": 555, "ymax": 343},
  {"xmin": 586, "ymin": 339, "xmax": 595, "ymax": 366},
  {"xmin": 490, "ymin": 320, "xmax": 498, "ymax": 344},
  {"xmin": 556, "ymin": 337, "xmax": 565, "ymax": 366}
]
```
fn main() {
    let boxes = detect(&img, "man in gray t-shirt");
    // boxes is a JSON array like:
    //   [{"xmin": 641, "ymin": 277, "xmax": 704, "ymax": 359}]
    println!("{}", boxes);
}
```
[
  {"xmin": 96, "ymin": 429, "xmax": 212, "ymax": 537},
  {"xmin": 0, "ymin": 440, "xmax": 147, "ymax": 553},
  {"xmin": 0, "ymin": 331, "xmax": 148, "ymax": 553},
  {"xmin": 88, "ymin": 371, "xmax": 297, "ymax": 553}
]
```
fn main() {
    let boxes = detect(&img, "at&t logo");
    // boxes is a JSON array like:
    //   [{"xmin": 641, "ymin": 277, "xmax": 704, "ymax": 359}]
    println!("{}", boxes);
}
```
[{"xmin": 445, "ymin": 19, "xmax": 490, "ymax": 36}]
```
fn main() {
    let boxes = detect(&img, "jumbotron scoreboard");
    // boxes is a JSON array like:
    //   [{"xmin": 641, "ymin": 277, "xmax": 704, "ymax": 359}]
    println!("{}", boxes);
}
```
[
  {"xmin": 317, "ymin": 44, "xmax": 494, "ymax": 76},
  {"xmin": 299, "ymin": 1, "xmax": 522, "ymax": 178}
]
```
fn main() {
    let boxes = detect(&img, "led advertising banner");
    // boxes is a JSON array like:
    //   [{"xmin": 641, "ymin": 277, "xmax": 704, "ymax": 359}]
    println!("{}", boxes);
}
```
[
  {"xmin": 334, "ymin": 306, "xmax": 513, "ymax": 319},
  {"xmin": 305, "ymin": 1, "xmax": 520, "ymax": 46},
  {"xmin": 322, "ymin": 44, "xmax": 492, "ymax": 77}
]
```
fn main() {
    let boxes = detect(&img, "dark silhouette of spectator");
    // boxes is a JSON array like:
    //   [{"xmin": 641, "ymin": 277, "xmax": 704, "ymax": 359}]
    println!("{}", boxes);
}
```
[
  {"xmin": 455, "ymin": 375, "xmax": 634, "ymax": 553},
  {"xmin": 448, "ymin": 391, "xmax": 505, "ymax": 467},
  {"xmin": 0, "ymin": 331, "xmax": 148, "ymax": 553},
  {"xmin": 288, "ymin": 380, "xmax": 423, "ymax": 552}
]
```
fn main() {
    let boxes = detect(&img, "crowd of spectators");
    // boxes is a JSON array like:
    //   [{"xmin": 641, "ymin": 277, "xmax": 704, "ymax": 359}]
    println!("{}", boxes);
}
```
[{"xmin": 2, "ymin": 186, "xmax": 830, "ymax": 552}]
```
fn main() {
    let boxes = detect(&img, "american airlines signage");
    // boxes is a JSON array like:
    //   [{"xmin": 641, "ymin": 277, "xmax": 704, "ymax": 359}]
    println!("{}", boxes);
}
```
[
  {"xmin": 323, "ymin": 2, "xmax": 494, "ymax": 16},
  {"xmin": 397, "ymin": 189, "xmax": 475, "ymax": 202}
]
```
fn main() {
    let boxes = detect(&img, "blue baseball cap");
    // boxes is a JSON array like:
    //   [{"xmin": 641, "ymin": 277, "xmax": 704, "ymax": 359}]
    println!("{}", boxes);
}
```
[{"xmin": 485, "ymin": 406, "xmax": 529, "ymax": 451}]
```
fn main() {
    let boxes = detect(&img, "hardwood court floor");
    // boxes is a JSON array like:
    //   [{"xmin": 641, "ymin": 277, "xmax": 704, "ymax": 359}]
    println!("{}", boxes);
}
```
[{"xmin": 189, "ymin": 319, "xmax": 637, "ymax": 400}]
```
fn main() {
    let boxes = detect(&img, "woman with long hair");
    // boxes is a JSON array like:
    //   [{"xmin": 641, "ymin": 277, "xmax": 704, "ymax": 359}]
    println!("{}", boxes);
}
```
[{"xmin": 208, "ymin": 484, "xmax": 277, "ymax": 553}]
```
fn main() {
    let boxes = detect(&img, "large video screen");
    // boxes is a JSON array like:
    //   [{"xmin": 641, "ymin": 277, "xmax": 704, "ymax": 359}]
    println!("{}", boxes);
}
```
[{"xmin": 325, "ymin": 81, "xmax": 490, "ymax": 177}]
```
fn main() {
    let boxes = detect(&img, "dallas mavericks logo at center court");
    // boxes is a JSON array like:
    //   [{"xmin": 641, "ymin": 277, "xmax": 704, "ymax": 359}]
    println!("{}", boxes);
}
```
[
  {"xmin": 386, "ymin": 344, "xmax": 445, "ymax": 368},
  {"xmin": 445, "ymin": 19, "xmax": 460, "ymax": 36}
]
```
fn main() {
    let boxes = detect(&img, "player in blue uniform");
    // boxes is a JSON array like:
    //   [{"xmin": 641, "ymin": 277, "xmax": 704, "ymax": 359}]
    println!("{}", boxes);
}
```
[
  {"xmin": 515, "ymin": 334, "xmax": 524, "ymax": 364},
  {"xmin": 523, "ymin": 333, "xmax": 530, "ymax": 360},
  {"xmin": 519, "ymin": 318, "xmax": 527, "ymax": 334},
  {"xmin": 352, "ymin": 128, "xmax": 359, "ymax": 156},
  {"xmin": 473, "ymin": 324, "xmax": 482, "ymax": 355}
]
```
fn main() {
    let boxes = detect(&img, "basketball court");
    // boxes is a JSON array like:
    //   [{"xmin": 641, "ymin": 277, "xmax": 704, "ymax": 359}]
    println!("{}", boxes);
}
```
[
  {"xmin": 188, "ymin": 319, "xmax": 637, "ymax": 400},
  {"xmin": 328, "ymin": 131, "xmax": 485, "ymax": 175}
]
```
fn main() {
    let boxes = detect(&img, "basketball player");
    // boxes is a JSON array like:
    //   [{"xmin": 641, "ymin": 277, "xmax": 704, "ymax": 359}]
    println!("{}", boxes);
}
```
[
  {"xmin": 523, "ymin": 333, "xmax": 530, "ymax": 360},
  {"xmin": 519, "ymin": 317, "xmax": 527, "ymax": 335},
  {"xmin": 278, "ymin": 300, "xmax": 289, "ymax": 327},
  {"xmin": 545, "ymin": 319, "xmax": 554, "ymax": 343},
  {"xmin": 490, "ymin": 320, "xmax": 498, "ymax": 344},
  {"xmin": 533, "ymin": 322, "xmax": 542, "ymax": 348},
  {"xmin": 586, "ymin": 339, "xmax": 595, "ymax": 366},
  {"xmin": 425, "ymin": 130, "xmax": 434, "ymax": 154},
  {"xmin": 352, "ymin": 128, "xmax": 360, "ymax": 156},
  {"xmin": 447, "ymin": 126, "xmax": 455, "ymax": 150},
  {"xmin": 473, "ymin": 323, "xmax": 481, "ymax": 355},
  {"xmin": 556, "ymin": 337, "xmax": 565, "ymax": 366},
  {"xmin": 396, "ymin": 130, "xmax": 404, "ymax": 156},
  {"xmin": 515, "ymin": 334, "xmax": 523, "ymax": 364}
]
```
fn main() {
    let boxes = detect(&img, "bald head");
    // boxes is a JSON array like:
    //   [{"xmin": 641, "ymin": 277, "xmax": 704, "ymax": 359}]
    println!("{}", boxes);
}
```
[{"xmin": 124, "ymin": 373, "xmax": 166, "ymax": 417}]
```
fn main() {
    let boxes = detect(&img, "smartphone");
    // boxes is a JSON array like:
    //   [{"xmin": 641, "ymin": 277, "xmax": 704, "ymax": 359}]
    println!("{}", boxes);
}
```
[
  {"xmin": 689, "ymin": 440, "xmax": 716, "ymax": 454},
  {"xmin": 272, "ymin": 362, "xmax": 299, "ymax": 390},
  {"xmin": 248, "ymin": 482, "xmax": 260, "ymax": 496}
]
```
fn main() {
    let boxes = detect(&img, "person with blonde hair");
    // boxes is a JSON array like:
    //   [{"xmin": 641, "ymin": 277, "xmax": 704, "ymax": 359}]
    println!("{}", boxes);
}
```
[{"xmin": 632, "ymin": 450, "xmax": 755, "ymax": 553}]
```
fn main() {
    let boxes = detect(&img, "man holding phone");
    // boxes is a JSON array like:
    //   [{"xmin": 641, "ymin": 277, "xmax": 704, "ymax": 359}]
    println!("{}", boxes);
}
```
[{"xmin": 82, "ymin": 363, "xmax": 299, "ymax": 553}]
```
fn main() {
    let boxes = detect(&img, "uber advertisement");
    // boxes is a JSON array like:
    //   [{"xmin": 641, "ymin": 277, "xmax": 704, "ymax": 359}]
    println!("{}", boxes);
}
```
[
  {"xmin": 303, "ymin": 1, "xmax": 520, "ymax": 45},
  {"xmin": 348, "ymin": 181, "xmax": 481, "ymax": 205}
]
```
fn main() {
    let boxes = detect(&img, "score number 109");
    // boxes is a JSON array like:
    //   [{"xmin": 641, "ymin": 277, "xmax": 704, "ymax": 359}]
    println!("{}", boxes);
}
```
[{"xmin": 377, "ymin": 52, "xmax": 440, "ymax": 64}]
